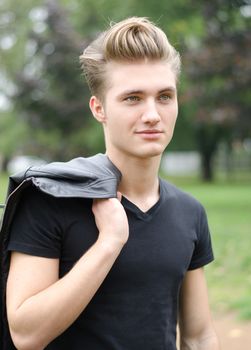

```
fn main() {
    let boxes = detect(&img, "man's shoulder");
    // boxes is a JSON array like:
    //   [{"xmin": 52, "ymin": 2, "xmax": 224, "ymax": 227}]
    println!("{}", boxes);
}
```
[{"xmin": 160, "ymin": 178, "xmax": 204, "ymax": 211}]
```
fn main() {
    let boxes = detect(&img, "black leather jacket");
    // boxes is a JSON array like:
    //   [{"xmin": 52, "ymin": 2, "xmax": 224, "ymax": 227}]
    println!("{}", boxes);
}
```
[{"xmin": 0, "ymin": 153, "xmax": 121, "ymax": 350}]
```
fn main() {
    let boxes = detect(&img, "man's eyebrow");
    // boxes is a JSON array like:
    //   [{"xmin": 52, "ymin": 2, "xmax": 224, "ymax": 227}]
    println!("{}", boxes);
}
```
[
  {"xmin": 118, "ymin": 86, "xmax": 176, "ymax": 97},
  {"xmin": 158, "ymin": 87, "xmax": 177, "ymax": 93},
  {"xmin": 118, "ymin": 90, "xmax": 144, "ymax": 96}
]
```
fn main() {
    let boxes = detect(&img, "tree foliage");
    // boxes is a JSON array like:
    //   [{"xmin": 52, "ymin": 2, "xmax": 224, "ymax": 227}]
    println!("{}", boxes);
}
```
[
  {"xmin": 184, "ymin": 0, "xmax": 251, "ymax": 180},
  {"xmin": 11, "ymin": 0, "xmax": 102, "ymax": 160}
]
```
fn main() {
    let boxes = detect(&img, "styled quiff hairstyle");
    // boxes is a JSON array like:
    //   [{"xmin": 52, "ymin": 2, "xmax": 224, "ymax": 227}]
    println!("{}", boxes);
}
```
[{"xmin": 80, "ymin": 17, "xmax": 181, "ymax": 99}]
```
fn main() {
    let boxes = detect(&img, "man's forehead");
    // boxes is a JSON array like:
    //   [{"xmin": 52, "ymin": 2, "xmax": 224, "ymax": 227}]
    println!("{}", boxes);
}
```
[{"xmin": 106, "ymin": 61, "xmax": 176, "ymax": 93}]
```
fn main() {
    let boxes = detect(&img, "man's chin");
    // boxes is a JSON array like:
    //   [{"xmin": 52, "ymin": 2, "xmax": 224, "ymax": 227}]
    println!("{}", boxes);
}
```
[{"xmin": 135, "ymin": 147, "xmax": 164, "ymax": 159}]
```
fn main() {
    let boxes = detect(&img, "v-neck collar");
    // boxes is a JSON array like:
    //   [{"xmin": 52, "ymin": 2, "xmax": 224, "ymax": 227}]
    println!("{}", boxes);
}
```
[{"xmin": 121, "ymin": 179, "xmax": 163, "ymax": 221}]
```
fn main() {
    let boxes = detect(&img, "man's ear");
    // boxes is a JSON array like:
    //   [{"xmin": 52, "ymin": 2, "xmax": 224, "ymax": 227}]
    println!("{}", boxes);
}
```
[{"xmin": 89, "ymin": 96, "xmax": 106, "ymax": 123}]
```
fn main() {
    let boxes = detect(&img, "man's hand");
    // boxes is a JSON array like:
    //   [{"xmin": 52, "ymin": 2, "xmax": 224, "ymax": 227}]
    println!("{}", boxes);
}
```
[{"xmin": 92, "ymin": 192, "xmax": 129, "ymax": 248}]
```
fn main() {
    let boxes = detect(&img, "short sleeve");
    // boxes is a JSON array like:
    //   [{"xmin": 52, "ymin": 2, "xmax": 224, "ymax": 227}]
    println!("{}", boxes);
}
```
[
  {"xmin": 188, "ymin": 205, "xmax": 214, "ymax": 270},
  {"xmin": 7, "ymin": 186, "xmax": 63, "ymax": 258}
]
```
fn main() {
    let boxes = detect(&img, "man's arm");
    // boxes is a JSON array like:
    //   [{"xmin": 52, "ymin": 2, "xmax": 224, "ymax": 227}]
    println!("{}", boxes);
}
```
[
  {"xmin": 178, "ymin": 268, "xmax": 220, "ymax": 350},
  {"xmin": 7, "ymin": 195, "xmax": 128, "ymax": 350}
]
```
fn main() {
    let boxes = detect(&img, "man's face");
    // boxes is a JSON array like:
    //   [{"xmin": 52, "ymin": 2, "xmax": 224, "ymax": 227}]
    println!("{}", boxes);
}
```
[{"xmin": 91, "ymin": 60, "xmax": 178, "ymax": 160}]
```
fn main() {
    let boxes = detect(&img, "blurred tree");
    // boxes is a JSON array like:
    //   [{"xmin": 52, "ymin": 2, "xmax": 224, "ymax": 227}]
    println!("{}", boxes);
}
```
[
  {"xmin": 0, "ymin": 110, "xmax": 28, "ymax": 170},
  {"xmin": 0, "ymin": 0, "xmax": 34, "ymax": 168},
  {"xmin": 12, "ymin": 0, "xmax": 102, "ymax": 160},
  {"xmin": 184, "ymin": 0, "xmax": 251, "ymax": 181}
]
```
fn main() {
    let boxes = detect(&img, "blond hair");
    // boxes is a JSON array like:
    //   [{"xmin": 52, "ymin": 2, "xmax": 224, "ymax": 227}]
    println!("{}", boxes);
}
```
[{"xmin": 80, "ymin": 17, "xmax": 181, "ymax": 99}]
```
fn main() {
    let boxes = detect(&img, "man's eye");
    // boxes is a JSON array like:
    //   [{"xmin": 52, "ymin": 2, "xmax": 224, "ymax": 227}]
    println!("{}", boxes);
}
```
[
  {"xmin": 159, "ymin": 94, "xmax": 171, "ymax": 101},
  {"xmin": 125, "ymin": 96, "xmax": 140, "ymax": 102}
]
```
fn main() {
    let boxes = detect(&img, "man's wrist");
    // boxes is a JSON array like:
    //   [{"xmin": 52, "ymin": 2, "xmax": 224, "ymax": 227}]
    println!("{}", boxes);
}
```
[{"xmin": 95, "ymin": 236, "xmax": 126, "ymax": 256}]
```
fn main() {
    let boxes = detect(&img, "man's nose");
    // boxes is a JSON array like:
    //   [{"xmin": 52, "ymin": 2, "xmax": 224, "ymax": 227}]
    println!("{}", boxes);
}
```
[{"xmin": 141, "ymin": 100, "xmax": 161, "ymax": 124}]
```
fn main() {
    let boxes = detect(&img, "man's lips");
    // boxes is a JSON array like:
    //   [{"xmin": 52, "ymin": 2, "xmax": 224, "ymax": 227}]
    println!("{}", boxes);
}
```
[
  {"xmin": 135, "ymin": 129, "xmax": 163, "ymax": 134},
  {"xmin": 135, "ymin": 129, "xmax": 164, "ymax": 140}
]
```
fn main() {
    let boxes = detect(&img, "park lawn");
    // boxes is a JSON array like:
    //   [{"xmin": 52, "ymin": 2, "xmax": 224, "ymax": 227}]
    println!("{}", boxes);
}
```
[
  {"xmin": 170, "ymin": 177, "xmax": 251, "ymax": 320},
  {"xmin": 0, "ymin": 171, "xmax": 251, "ymax": 319}
]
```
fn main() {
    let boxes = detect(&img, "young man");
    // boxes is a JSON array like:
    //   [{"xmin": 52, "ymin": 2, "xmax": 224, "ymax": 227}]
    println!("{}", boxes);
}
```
[{"xmin": 6, "ymin": 17, "xmax": 219, "ymax": 349}]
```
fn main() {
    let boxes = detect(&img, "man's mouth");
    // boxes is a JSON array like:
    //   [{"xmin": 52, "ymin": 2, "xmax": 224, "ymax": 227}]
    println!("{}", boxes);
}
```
[
  {"xmin": 135, "ymin": 129, "xmax": 163, "ymax": 139},
  {"xmin": 136, "ymin": 129, "xmax": 163, "ymax": 134}
]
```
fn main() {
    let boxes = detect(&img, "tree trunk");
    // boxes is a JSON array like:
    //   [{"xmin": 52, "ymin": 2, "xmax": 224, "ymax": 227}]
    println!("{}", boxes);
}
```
[
  {"xmin": 1, "ymin": 156, "xmax": 10, "ymax": 173},
  {"xmin": 201, "ymin": 152, "xmax": 213, "ymax": 182},
  {"xmin": 195, "ymin": 123, "xmax": 222, "ymax": 182}
]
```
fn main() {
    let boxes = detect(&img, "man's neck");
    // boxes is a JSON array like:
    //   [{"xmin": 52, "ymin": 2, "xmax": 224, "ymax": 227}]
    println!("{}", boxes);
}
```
[{"xmin": 106, "ymin": 151, "xmax": 161, "ymax": 212}]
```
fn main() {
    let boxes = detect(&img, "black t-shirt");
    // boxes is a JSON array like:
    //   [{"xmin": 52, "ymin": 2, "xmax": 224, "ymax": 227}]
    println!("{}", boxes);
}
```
[{"xmin": 7, "ymin": 178, "xmax": 214, "ymax": 350}]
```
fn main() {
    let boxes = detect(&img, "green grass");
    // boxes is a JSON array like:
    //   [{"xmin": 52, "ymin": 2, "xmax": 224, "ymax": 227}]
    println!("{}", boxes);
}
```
[
  {"xmin": 1, "ymin": 171, "xmax": 251, "ymax": 319},
  {"xmin": 169, "ymin": 176, "xmax": 251, "ymax": 320},
  {"xmin": 0, "ymin": 172, "xmax": 8, "ymax": 206}
]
